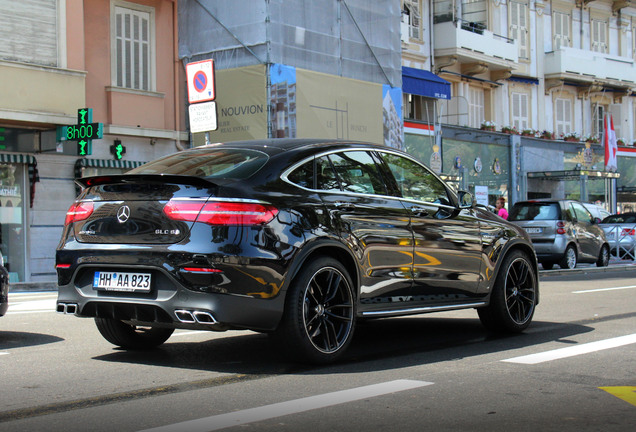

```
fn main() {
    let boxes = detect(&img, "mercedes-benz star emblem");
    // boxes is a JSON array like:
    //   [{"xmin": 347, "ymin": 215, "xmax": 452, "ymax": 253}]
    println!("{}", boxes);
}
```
[{"xmin": 116, "ymin": 205, "xmax": 131, "ymax": 223}]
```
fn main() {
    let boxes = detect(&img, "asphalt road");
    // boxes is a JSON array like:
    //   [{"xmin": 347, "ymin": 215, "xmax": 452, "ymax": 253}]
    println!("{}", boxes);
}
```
[{"xmin": 0, "ymin": 268, "xmax": 634, "ymax": 432}]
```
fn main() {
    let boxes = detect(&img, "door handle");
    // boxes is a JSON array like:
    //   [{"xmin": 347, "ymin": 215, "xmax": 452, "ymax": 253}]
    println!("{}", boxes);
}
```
[{"xmin": 411, "ymin": 207, "xmax": 429, "ymax": 217}]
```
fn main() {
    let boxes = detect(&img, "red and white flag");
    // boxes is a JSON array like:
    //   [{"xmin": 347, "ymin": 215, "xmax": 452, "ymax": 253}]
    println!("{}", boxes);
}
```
[{"xmin": 604, "ymin": 114, "xmax": 618, "ymax": 172}]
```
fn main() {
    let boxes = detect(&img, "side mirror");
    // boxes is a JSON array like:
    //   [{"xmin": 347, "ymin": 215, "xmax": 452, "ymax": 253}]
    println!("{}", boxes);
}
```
[{"xmin": 457, "ymin": 191, "xmax": 475, "ymax": 209}]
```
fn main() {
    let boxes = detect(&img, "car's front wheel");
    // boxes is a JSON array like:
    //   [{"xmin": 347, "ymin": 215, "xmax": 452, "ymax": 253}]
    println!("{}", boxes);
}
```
[
  {"xmin": 272, "ymin": 256, "xmax": 356, "ymax": 364},
  {"xmin": 95, "ymin": 318, "xmax": 174, "ymax": 349},
  {"xmin": 596, "ymin": 245, "xmax": 610, "ymax": 267},
  {"xmin": 478, "ymin": 250, "xmax": 537, "ymax": 333}
]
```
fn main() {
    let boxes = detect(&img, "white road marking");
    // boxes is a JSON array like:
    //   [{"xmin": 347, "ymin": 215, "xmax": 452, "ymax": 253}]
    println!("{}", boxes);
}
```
[
  {"xmin": 573, "ymin": 285, "xmax": 636, "ymax": 294},
  {"xmin": 503, "ymin": 334, "xmax": 636, "ymax": 364},
  {"xmin": 0, "ymin": 352, "xmax": 8, "ymax": 356},
  {"xmin": 171, "ymin": 331, "xmax": 206, "ymax": 338},
  {"xmin": 138, "ymin": 379, "xmax": 433, "ymax": 432},
  {"xmin": 6, "ymin": 299, "xmax": 57, "ymax": 314}
]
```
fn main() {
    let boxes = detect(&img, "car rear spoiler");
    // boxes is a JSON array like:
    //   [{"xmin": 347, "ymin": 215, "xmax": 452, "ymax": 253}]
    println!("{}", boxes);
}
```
[{"xmin": 75, "ymin": 174, "xmax": 219, "ymax": 189}]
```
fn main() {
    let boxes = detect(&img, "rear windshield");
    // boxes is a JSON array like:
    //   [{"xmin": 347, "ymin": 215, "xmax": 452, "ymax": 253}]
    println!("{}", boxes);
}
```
[
  {"xmin": 602, "ymin": 214, "xmax": 636, "ymax": 224},
  {"xmin": 128, "ymin": 148, "xmax": 268, "ymax": 179},
  {"xmin": 509, "ymin": 202, "xmax": 561, "ymax": 221}
]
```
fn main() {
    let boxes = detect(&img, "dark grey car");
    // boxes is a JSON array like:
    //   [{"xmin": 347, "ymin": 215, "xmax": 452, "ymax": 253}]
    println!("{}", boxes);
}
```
[{"xmin": 509, "ymin": 199, "xmax": 610, "ymax": 270}]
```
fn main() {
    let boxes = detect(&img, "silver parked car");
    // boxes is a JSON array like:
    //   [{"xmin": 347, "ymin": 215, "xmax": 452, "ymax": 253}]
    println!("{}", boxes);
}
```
[
  {"xmin": 599, "ymin": 212, "xmax": 636, "ymax": 260},
  {"xmin": 509, "ymin": 199, "xmax": 610, "ymax": 270}
]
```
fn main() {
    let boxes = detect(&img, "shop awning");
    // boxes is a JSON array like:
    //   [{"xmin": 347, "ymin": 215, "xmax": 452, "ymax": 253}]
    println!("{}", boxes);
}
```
[
  {"xmin": 527, "ymin": 169, "xmax": 620, "ymax": 181},
  {"xmin": 75, "ymin": 158, "xmax": 146, "ymax": 170},
  {"xmin": 508, "ymin": 76, "xmax": 539, "ymax": 85},
  {"xmin": 402, "ymin": 67, "xmax": 451, "ymax": 100},
  {"xmin": 0, "ymin": 153, "xmax": 36, "ymax": 164}
]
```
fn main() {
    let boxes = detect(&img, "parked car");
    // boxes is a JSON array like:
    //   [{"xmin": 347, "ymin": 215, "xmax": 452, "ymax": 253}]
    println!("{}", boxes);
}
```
[
  {"xmin": 56, "ymin": 139, "xmax": 539, "ymax": 363},
  {"xmin": 582, "ymin": 203, "xmax": 611, "ymax": 222},
  {"xmin": 599, "ymin": 212, "xmax": 636, "ymax": 260},
  {"xmin": 508, "ymin": 199, "xmax": 610, "ymax": 270},
  {"xmin": 0, "ymin": 251, "xmax": 8, "ymax": 317}
]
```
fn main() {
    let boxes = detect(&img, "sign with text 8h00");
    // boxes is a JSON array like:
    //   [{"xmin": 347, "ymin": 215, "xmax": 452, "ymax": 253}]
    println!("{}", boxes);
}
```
[{"xmin": 189, "ymin": 102, "xmax": 218, "ymax": 133}]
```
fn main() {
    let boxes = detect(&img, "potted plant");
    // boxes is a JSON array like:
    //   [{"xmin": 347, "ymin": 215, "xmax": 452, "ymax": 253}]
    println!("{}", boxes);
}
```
[
  {"xmin": 562, "ymin": 132, "xmax": 580, "ymax": 142},
  {"xmin": 584, "ymin": 135, "xmax": 599, "ymax": 144},
  {"xmin": 617, "ymin": 138, "xmax": 626, "ymax": 146},
  {"xmin": 521, "ymin": 129, "xmax": 536, "ymax": 137},
  {"xmin": 501, "ymin": 125, "xmax": 519, "ymax": 135},
  {"xmin": 480, "ymin": 121, "xmax": 496, "ymax": 131},
  {"xmin": 539, "ymin": 130, "xmax": 555, "ymax": 140}
]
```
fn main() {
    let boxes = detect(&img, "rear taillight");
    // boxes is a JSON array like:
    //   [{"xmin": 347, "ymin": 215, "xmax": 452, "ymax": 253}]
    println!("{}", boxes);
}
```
[
  {"xmin": 64, "ymin": 201, "xmax": 94, "ymax": 226},
  {"xmin": 163, "ymin": 200, "xmax": 278, "ymax": 225},
  {"xmin": 622, "ymin": 228, "xmax": 636, "ymax": 236},
  {"xmin": 556, "ymin": 221, "xmax": 566, "ymax": 235}
]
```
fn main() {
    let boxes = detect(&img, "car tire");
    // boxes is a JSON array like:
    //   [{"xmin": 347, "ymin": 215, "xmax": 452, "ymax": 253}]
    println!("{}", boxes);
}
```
[
  {"xmin": 596, "ymin": 245, "xmax": 610, "ymax": 267},
  {"xmin": 478, "ymin": 250, "xmax": 537, "ymax": 333},
  {"xmin": 541, "ymin": 262, "xmax": 554, "ymax": 270},
  {"xmin": 272, "ymin": 256, "xmax": 356, "ymax": 364},
  {"xmin": 94, "ymin": 318, "xmax": 174, "ymax": 349},
  {"xmin": 559, "ymin": 245, "xmax": 577, "ymax": 269}
]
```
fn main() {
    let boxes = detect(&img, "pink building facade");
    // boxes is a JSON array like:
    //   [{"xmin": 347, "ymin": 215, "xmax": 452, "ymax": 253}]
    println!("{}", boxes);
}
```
[{"xmin": 0, "ymin": 0, "xmax": 186, "ymax": 285}]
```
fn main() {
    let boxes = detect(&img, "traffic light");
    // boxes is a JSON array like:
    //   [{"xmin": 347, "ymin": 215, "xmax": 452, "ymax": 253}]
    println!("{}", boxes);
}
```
[{"xmin": 110, "ymin": 140, "xmax": 126, "ymax": 160}]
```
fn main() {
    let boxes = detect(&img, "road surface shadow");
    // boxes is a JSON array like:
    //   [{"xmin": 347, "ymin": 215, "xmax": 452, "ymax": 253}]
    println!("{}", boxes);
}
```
[
  {"xmin": 93, "ymin": 316, "xmax": 598, "ymax": 375},
  {"xmin": 0, "ymin": 331, "xmax": 64, "ymax": 350}
]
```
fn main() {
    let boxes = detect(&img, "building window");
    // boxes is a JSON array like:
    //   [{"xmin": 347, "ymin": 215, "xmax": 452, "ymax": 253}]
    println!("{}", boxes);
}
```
[
  {"xmin": 592, "ymin": 104, "xmax": 606, "ymax": 138},
  {"xmin": 468, "ymin": 87, "xmax": 485, "ymax": 129},
  {"xmin": 403, "ymin": 0, "xmax": 421, "ymax": 40},
  {"xmin": 509, "ymin": 1, "xmax": 529, "ymax": 60},
  {"xmin": 511, "ymin": 92, "xmax": 529, "ymax": 131},
  {"xmin": 553, "ymin": 11, "xmax": 571, "ymax": 50},
  {"xmin": 403, "ymin": 93, "xmax": 436, "ymax": 124},
  {"xmin": 555, "ymin": 97, "xmax": 573, "ymax": 137},
  {"xmin": 461, "ymin": 0, "xmax": 488, "ymax": 27},
  {"xmin": 112, "ymin": 3, "xmax": 154, "ymax": 91},
  {"xmin": 591, "ymin": 19, "xmax": 608, "ymax": 54}
]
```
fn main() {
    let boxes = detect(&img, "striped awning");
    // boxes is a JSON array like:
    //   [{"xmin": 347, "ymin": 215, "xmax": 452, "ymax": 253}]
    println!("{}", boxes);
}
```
[
  {"xmin": 75, "ymin": 158, "xmax": 146, "ymax": 169},
  {"xmin": 0, "ymin": 153, "xmax": 36, "ymax": 165}
]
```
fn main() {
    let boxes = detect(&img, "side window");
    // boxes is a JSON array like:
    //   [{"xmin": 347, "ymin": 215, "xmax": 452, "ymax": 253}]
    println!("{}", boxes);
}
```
[
  {"xmin": 328, "ymin": 151, "xmax": 388, "ymax": 195},
  {"xmin": 316, "ymin": 156, "xmax": 340, "ymax": 191},
  {"xmin": 381, "ymin": 153, "xmax": 449, "ymax": 204},
  {"xmin": 287, "ymin": 159, "xmax": 315, "ymax": 189},
  {"xmin": 571, "ymin": 203, "xmax": 592, "ymax": 223}
]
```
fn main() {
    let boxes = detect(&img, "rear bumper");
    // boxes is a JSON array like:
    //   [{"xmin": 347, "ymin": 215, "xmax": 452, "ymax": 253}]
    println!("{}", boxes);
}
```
[{"xmin": 56, "ymin": 260, "xmax": 288, "ymax": 332}]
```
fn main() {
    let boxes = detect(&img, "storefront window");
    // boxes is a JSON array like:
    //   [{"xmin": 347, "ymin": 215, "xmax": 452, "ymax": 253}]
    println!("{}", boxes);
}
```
[{"xmin": 0, "ymin": 163, "xmax": 26, "ymax": 282}]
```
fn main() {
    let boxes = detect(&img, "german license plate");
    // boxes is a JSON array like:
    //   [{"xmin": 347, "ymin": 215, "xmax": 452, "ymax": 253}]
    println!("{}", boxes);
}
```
[
  {"xmin": 93, "ymin": 271, "xmax": 152, "ymax": 292},
  {"xmin": 525, "ymin": 227, "xmax": 543, "ymax": 234}
]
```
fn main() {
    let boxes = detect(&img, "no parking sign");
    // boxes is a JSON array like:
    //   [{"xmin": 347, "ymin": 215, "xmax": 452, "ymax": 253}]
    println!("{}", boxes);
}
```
[{"xmin": 186, "ymin": 59, "xmax": 215, "ymax": 103}]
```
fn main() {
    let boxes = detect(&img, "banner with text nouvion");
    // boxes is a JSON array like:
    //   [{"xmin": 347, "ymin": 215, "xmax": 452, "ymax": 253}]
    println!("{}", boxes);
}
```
[{"xmin": 194, "ymin": 64, "xmax": 268, "ymax": 145}]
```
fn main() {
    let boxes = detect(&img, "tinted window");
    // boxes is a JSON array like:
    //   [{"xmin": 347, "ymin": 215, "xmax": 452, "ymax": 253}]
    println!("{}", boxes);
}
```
[
  {"xmin": 128, "ymin": 148, "xmax": 268, "ymax": 179},
  {"xmin": 287, "ymin": 159, "xmax": 315, "ymax": 189},
  {"xmin": 602, "ymin": 214, "xmax": 636, "ymax": 224},
  {"xmin": 509, "ymin": 203, "xmax": 561, "ymax": 221},
  {"xmin": 381, "ymin": 153, "xmax": 449, "ymax": 204},
  {"xmin": 328, "ymin": 151, "xmax": 388, "ymax": 195},
  {"xmin": 316, "ymin": 156, "xmax": 340, "ymax": 191}
]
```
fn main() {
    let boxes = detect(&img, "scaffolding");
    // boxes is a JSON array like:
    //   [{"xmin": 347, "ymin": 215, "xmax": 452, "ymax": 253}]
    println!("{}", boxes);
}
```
[{"xmin": 179, "ymin": 0, "xmax": 401, "ymax": 86}]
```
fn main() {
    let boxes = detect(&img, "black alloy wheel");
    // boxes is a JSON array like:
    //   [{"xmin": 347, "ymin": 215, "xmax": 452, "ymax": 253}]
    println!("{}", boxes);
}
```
[
  {"xmin": 596, "ymin": 245, "xmax": 610, "ymax": 267},
  {"xmin": 478, "ymin": 250, "xmax": 537, "ymax": 333},
  {"xmin": 95, "ymin": 317, "xmax": 174, "ymax": 349},
  {"xmin": 273, "ymin": 256, "xmax": 355, "ymax": 363}
]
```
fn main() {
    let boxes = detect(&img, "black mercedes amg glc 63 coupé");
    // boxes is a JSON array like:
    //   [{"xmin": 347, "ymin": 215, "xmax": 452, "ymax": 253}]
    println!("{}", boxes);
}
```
[{"xmin": 56, "ymin": 139, "xmax": 539, "ymax": 363}]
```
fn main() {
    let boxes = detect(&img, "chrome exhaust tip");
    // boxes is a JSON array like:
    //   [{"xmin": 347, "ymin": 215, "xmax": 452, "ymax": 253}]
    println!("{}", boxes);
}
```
[
  {"xmin": 56, "ymin": 303, "xmax": 78, "ymax": 314},
  {"xmin": 174, "ymin": 309, "xmax": 196, "ymax": 323},
  {"xmin": 193, "ymin": 311, "xmax": 217, "ymax": 324}
]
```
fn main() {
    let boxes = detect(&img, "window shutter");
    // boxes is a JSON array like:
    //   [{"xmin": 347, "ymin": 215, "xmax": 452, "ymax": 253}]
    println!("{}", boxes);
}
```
[{"xmin": 115, "ymin": 6, "xmax": 152, "ymax": 91}]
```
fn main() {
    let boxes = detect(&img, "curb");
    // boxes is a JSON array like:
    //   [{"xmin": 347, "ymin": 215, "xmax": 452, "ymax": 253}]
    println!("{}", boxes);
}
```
[{"xmin": 539, "ymin": 262, "xmax": 636, "ymax": 278}]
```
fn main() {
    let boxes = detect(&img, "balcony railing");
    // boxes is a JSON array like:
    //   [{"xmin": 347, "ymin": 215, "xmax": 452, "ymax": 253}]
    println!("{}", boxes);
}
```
[
  {"xmin": 434, "ymin": 20, "xmax": 518, "ymax": 65},
  {"xmin": 544, "ymin": 47, "xmax": 636, "ymax": 86}
]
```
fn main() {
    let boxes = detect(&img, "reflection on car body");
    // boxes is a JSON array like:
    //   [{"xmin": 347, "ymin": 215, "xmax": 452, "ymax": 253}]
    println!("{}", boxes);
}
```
[{"xmin": 56, "ymin": 139, "xmax": 539, "ymax": 363}]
